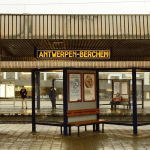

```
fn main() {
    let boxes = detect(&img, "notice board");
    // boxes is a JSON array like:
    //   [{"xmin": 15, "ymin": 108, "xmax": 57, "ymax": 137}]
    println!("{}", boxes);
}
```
[{"xmin": 6, "ymin": 84, "xmax": 15, "ymax": 98}]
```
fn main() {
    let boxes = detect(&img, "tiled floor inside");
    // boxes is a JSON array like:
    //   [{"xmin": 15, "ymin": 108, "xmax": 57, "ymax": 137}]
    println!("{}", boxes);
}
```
[
  {"xmin": 0, "ymin": 124, "xmax": 150, "ymax": 150},
  {"xmin": 0, "ymin": 100, "xmax": 148, "ymax": 116}
]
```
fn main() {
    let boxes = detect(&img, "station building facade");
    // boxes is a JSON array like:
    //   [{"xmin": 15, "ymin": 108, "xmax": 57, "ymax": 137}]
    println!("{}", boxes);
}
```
[{"xmin": 1, "ymin": 14, "xmax": 150, "ymax": 134}]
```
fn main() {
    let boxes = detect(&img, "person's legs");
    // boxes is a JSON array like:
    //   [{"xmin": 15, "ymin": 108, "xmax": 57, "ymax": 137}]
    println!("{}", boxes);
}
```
[
  {"xmin": 115, "ymin": 101, "xmax": 120, "ymax": 105},
  {"xmin": 115, "ymin": 101, "xmax": 120, "ymax": 108},
  {"xmin": 22, "ymin": 98, "xmax": 24, "ymax": 108},
  {"xmin": 111, "ymin": 101, "xmax": 115, "ymax": 109},
  {"xmin": 24, "ymin": 98, "xmax": 27, "ymax": 109},
  {"xmin": 51, "ymin": 99, "xmax": 54, "ymax": 109},
  {"xmin": 54, "ymin": 99, "xmax": 56, "ymax": 109}
]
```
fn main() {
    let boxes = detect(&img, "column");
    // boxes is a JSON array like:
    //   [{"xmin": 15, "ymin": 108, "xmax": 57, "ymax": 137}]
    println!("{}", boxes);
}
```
[
  {"xmin": 132, "ymin": 68, "xmax": 137, "ymax": 134},
  {"xmin": 63, "ymin": 69, "xmax": 68, "ymax": 135},
  {"xmin": 96, "ymin": 70, "xmax": 100, "ymax": 131},
  {"xmin": 15, "ymin": 72, "xmax": 18, "ymax": 80},
  {"xmin": 44, "ymin": 73, "xmax": 47, "ymax": 81},
  {"xmin": 32, "ymin": 70, "xmax": 36, "ymax": 132},
  {"xmin": 35, "ymin": 72, "xmax": 40, "ymax": 109},
  {"xmin": 3, "ymin": 72, "xmax": 6, "ymax": 79}
]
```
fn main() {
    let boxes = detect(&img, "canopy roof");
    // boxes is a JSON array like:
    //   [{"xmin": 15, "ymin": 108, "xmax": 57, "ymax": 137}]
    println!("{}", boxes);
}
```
[{"xmin": 0, "ymin": 14, "xmax": 150, "ymax": 61}]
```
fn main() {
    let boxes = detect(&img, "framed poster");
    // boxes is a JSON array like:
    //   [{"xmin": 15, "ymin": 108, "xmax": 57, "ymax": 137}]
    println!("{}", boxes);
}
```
[
  {"xmin": 68, "ymin": 73, "xmax": 82, "ymax": 102},
  {"xmin": 121, "ymin": 81, "xmax": 128, "ymax": 94},
  {"xmin": 83, "ymin": 73, "xmax": 96, "ymax": 102},
  {"xmin": 113, "ymin": 82, "xmax": 120, "ymax": 94},
  {"xmin": 6, "ymin": 84, "xmax": 15, "ymax": 98}
]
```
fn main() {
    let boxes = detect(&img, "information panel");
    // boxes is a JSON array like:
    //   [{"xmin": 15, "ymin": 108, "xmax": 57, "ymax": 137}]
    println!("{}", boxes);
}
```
[
  {"xmin": 0, "ymin": 84, "xmax": 5, "ymax": 97},
  {"xmin": 114, "ymin": 82, "xmax": 120, "ymax": 94},
  {"xmin": 6, "ymin": 84, "xmax": 15, "ymax": 98},
  {"xmin": 68, "ymin": 73, "xmax": 82, "ymax": 102},
  {"xmin": 121, "ymin": 81, "xmax": 128, "ymax": 94},
  {"xmin": 83, "ymin": 73, "xmax": 96, "ymax": 101}
]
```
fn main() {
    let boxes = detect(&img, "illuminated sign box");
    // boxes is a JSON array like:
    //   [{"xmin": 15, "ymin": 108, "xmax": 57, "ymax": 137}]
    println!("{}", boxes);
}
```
[{"xmin": 37, "ymin": 50, "xmax": 110, "ymax": 59}]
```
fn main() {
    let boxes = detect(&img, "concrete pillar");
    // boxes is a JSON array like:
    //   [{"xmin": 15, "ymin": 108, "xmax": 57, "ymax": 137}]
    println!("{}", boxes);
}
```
[
  {"xmin": 15, "ymin": 72, "xmax": 18, "ymax": 80},
  {"xmin": 3, "ymin": 72, "xmax": 6, "ymax": 79},
  {"xmin": 144, "ymin": 72, "xmax": 149, "ymax": 85},
  {"xmin": 44, "ymin": 73, "xmax": 47, "ymax": 81}
]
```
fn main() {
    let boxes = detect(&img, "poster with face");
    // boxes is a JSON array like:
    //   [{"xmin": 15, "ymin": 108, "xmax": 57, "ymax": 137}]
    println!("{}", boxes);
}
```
[
  {"xmin": 69, "ymin": 73, "xmax": 81, "ymax": 102},
  {"xmin": 84, "ymin": 73, "xmax": 96, "ymax": 101}
]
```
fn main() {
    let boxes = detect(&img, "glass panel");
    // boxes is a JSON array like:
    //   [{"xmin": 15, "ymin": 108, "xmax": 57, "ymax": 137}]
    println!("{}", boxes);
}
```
[
  {"xmin": 37, "ymin": 70, "xmax": 63, "ymax": 123},
  {"xmin": 99, "ymin": 70, "xmax": 132, "ymax": 124},
  {"xmin": 0, "ymin": 71, "xmax": 63, "ymax": 123},
  {"xmin": 18, "ymin": 72, "xmax": 31, "ymax": 80},
  {"xmin": 136, "ymin": 71, "xmax": 148, "ymax": 125}
]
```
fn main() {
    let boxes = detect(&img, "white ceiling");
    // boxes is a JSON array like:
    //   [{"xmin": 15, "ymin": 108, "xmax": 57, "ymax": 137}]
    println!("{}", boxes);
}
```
[{"xmin": 0, "ymin": 0, "xmax": 150, "ymax": 14}]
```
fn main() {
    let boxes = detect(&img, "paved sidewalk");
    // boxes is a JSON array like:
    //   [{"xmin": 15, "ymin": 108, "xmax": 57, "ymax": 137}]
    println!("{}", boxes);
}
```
[{"xmin": 0, "ymin": 124, "xmax": 150, "ymax": 150}]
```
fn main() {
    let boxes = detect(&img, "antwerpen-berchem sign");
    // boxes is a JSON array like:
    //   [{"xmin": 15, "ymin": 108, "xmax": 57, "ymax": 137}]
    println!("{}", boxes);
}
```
[{"xmin": 37, "ymin": 50, "xmax": 110, "ymax": 60}]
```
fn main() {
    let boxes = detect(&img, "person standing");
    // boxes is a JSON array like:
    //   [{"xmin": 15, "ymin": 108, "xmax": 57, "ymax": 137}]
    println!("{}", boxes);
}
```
[
  {"xmin": 20, "ymin": 86, "xmax": 27, "ymax": 109},
  {"xmin": 49, "ymin": 87, "xmax": 57, "ymax": 109}
]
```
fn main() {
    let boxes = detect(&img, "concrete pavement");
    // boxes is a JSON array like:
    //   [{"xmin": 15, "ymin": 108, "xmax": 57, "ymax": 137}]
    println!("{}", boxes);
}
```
[{"xmin": 0, "ymin": 124, "xmax": 150, "ymax": 150}]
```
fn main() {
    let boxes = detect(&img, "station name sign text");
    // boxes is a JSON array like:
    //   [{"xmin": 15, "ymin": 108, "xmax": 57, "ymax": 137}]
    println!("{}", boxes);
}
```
[{"xmin": 37, "ymin": 50, "xmax": 110, "ymax": 59}]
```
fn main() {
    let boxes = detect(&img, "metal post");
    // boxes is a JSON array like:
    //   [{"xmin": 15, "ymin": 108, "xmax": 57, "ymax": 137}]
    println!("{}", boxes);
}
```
[
  {"xmin": 111, "ymin": 80, "xmax": 113, "ymax": 109},
  {"xmin": 96, "ymin": 70, "xmax": 100, "ymax": 131},
  {"xmin": 128, "ymin": 80, "xmax": 131, "ymax": 109},
  {"xmin": 36, "ymin": 72, "xmax": 40, "ymax": 109},
  {"xmin": 142, "ymin": 79, "xmax": 144, "ymax": 109},
  {"xmin": 132, "ymin": 68, "xmax": 137, "ymax": 134},
  {"xmin": 52, "ymin": 79, "xmax": 54, "ymax": 89},
  {"xmin": 63, "ymin": 69, "xmax": 68, "ymax": 135},
  {"xmin": 32, "ymin": 70, "xmax": 36, "ymax": 132}
]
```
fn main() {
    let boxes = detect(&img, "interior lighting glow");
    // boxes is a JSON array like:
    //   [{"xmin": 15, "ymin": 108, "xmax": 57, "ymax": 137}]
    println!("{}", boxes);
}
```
[
  {"xmin": 24, "ymin": 86, "xmax": 32, "ymax": 87},
  {"xmin": 21, "ymin": 72, "xmax": 31, "ymax": 75},
  {"xmin": 107, "ymin": 89, "xmax": 112, "ymax": 91}
]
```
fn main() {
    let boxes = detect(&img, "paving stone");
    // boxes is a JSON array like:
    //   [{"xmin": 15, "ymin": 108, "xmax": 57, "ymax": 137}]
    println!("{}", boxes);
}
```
[{"xmin": 0, "ymin": 100, "xmax": 150, "ymax": 150}]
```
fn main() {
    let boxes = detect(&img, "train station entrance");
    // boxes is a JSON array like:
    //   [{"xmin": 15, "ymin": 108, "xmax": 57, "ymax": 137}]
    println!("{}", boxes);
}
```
[{"xmin": 1, "ymin": 14, "xmax": 150, "ymax": 135}]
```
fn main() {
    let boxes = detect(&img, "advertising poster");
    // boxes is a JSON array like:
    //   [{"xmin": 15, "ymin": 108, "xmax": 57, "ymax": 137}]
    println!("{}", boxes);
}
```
[
  {"xmin": 114, "ymin": 82, "xmax": 120, "ymax": 94},
  {"xmin": 69, "ymin": 73, "xmax": 81, "ymax": 102},
  {"xmin": 121, "ymin": 82, "xmax": 128, "ymax": 94},
  {"xmin": 84, "ymin": 73, "xmax": 96, "ymax": 101},
  {"xmin": 6, "ymin": 84, "xmax": 15, "ymax": 98}
]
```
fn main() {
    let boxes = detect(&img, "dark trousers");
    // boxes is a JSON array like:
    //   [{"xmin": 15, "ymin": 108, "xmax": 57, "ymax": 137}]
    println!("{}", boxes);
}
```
[
  {"xmin": 110, "ymin": 101, "xmax": 120, "ymax": 109},
  {"xmin": 51, "ymin": 99, "xmax": 56, "ymax": 109}
]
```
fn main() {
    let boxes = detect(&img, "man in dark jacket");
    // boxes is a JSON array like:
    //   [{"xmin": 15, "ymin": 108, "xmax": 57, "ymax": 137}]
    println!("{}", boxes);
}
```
[
  {"xmin": 20, "ymin": 86, "xmax": 27, "ymax": 109},
  {"xmin": 49, "ymin": 87, "xmax": 57, "ymax": 109}
]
